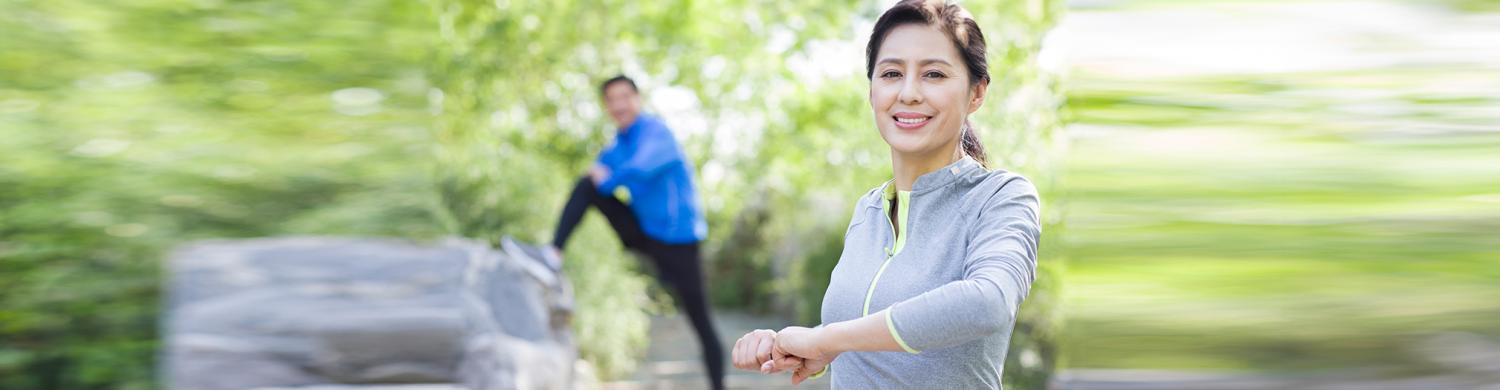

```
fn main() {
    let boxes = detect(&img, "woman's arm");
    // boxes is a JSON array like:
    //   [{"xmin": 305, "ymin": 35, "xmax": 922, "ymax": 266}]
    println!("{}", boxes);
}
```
[
  {"xmin": 784, "ymin": 309, "xmax": 903, "ymax": 355},
  {"xmin": 885, "ymin": 180, "xmax": 1040, "ymax": 351},
  {"xmin": 777, "ymin": 180, "xmax": 1041, "ymax": 361}
]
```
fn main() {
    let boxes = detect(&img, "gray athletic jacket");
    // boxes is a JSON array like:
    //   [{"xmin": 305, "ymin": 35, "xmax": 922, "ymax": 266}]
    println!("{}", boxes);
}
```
[{"xmin": 820, "ymin": 156, "xmax": 1041, "ymax": 389}]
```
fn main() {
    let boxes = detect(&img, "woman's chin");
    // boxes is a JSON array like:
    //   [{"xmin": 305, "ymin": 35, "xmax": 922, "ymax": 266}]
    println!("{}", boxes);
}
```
[
  {"xmin": 885, "ymin": 142, "xmax": 934, "ymax": 157},
  {"xmin": 880, "ymin": 133, "xmax": 930, "ymax": 154}
]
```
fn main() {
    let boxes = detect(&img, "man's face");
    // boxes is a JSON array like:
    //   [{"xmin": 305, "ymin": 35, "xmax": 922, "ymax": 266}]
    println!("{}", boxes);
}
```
[{"xmin": 602, "ymin": 82, "xmax": 641, "ymax": 129}]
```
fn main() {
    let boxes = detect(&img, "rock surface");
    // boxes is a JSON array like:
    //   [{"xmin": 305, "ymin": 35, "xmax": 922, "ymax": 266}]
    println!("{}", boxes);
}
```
[{"xmin": 162, "ymin": 237, "xmax": 574, "ymax": 390}]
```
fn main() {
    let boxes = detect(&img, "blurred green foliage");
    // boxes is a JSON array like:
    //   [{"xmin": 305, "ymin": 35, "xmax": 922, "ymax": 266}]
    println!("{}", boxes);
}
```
[
  {"xmin": 1064, "ymin": 70, "xmax": 1500, "ymax": 373},
  {"xmin": 2, "ymin": 0, "xmax": 1064, "ymax": 387},
  {"xmin": 1, "ymin": 1, "xmax": 439, "ymax": 388},
  {"xmin": 1060, "ymin": 1, "xmax": 1500, "ymax": 375}
]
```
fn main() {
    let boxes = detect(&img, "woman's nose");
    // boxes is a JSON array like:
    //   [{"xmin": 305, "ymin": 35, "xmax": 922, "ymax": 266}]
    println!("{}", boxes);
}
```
[{"xmin": 898, "ymin": 78, "xmax": 923, "ymax": 105}]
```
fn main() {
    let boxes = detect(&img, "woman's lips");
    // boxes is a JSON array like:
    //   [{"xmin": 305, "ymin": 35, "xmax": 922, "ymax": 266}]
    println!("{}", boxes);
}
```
[{"xmin": 893, "ymin": 113, "xmax": 932, "ymax": 130}]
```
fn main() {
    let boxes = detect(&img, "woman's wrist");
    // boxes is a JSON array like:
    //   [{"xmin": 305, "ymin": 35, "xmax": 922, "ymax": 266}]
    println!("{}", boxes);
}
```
[
  {"xmin": 815, "ymin": 310, "xmax": 908, "ymax": 354},
  {"xmin": 815, "ymin": 322, "xmax": 848, "ymax": 356}
]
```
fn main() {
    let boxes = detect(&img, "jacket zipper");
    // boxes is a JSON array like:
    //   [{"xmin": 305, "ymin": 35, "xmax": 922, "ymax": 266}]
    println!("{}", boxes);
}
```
[{"xmin": 862, "ymin": 192, "xmax": 900, "ymax": 316}]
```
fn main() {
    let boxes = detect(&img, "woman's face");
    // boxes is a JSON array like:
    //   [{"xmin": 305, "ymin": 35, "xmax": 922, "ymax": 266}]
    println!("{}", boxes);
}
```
[{"xmin": 870, "ymin": 23, "xmax": 986, "ymax": 159}]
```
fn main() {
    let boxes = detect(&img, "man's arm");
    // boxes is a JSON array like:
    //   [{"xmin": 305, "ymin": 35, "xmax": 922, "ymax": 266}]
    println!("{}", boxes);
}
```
[{"xmin": 595, "ymin": 125, "xmax": 681, "ymax": 193}]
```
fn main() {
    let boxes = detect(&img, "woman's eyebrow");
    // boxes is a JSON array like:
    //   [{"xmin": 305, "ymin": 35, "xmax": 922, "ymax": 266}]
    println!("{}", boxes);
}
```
[
  {"xmin": 876, "ymin": 58, "xmax": 954, "ymax": 67},
  {"xmin": 918, "ymin": 58, "xmax": 953, "ymax": 67}
]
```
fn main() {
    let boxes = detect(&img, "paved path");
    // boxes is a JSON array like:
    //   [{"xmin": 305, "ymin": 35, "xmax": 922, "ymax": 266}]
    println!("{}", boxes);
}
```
[{"xmin": 602, "ymin": 311, "xmax": 829, "ymax": 390}]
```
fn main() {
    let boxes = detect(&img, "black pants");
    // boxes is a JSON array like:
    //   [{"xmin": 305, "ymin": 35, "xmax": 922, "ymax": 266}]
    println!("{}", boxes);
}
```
[{"xmin": 552, "ymin": 176, "xmax": 725, "ymax": 390}]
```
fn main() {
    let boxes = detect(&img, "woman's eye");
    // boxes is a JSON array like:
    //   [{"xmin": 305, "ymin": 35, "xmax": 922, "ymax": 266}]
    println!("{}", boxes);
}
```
[
  {"xmin": 924, "ymin": 71, "xmax": 947, "ymax": 79},
  {"xmin": 881, "ymin": 71, "xmax": 902, "ymax": 79}
]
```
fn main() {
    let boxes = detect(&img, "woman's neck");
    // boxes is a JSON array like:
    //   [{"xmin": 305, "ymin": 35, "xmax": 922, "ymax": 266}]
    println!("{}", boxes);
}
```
[{"xmin": 891, "ymin": 145, "xmax": 963, "ymax": 191}]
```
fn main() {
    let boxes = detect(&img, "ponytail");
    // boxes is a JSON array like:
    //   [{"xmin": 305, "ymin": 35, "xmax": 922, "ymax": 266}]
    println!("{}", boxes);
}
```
[{"xmin": 961, "ymin": 119, "xmax": 988, "ymax": 168}]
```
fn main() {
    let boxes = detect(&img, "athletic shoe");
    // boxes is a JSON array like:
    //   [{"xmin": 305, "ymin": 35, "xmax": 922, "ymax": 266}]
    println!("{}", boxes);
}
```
[{"xmin": 502, "ymin": 236, "xmax": 561, "ymax": 286}]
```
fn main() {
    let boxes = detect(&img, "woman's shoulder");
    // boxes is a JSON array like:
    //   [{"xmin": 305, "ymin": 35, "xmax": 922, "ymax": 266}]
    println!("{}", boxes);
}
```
[
  {"xmin": 968, "ymin": 168, "xmax": 1036, "ymax": 195},
  {"xmin": 951, "ymin": 169, "xmax": 1042, "ymax": 242},
  {"xmin": 964, "ymin": 168, "xmax": 1040, "ymax": 213}
]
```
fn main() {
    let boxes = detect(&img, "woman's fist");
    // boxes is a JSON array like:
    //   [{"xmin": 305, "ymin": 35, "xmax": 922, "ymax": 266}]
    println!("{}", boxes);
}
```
[
  {"xmin": 734, "ymin": 326, "xmax": 838, "ymax": 384},
  {"xmin": 731, "ymin": 329, "xmax": 779, "ymax": 371}
]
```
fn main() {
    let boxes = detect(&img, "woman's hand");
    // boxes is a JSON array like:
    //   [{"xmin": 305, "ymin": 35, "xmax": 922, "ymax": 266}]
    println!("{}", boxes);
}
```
[
  {"xmin": 765, "ymin": 326, "xmax": 839, "ymax": 384},
  {"xmin": 737, "ymin": 326, "xmax": 843, "ymax": 384},
  {"xmin": 791, "ymin": 354, "xmax": 832, "ymax": 385},
  {"xmin": 732, "ymin": 329, "xmax": 786, "ymax": 371},
  {"xmin": 771, "ymin": 326, "xmax": 831, "ymax": 362}
]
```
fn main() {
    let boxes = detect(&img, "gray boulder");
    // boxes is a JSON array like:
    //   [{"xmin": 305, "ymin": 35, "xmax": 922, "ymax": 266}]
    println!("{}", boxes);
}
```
[
  {"xmin": 458, "ymin": 239, "xmax": 575, "ymax": 390},
  {"xmin": 162, "ymin": 237, "xmax": 575, "ymax": 390}
]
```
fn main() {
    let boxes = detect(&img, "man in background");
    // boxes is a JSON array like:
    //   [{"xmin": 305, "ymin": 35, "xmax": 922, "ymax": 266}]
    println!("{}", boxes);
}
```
[{"xmin": 530, "ymin": 75, "xmax": 723, "ymax": 390}]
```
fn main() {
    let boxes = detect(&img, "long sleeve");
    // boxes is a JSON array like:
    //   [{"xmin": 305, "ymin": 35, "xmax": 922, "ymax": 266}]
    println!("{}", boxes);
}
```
[
  {"xmin": 596, "ymin": 124, "xmax": 682, "ymax": 194},
  {"xmin": 886, "ymin": 179, "xmax": 1041, "ymax": 352},
  {"xmin": 595, "ymin": 138, "xmax": 624, "ymax": 170}
]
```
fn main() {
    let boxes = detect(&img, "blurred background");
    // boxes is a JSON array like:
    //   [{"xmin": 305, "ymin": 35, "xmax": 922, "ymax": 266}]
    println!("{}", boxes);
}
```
[
  {"xmin": 1054, "ymin": 0, "xmax": 1500, "ymax": 388},
  {"xmin": 1, "ymin": 0, "xmax": 1496, "ymax": 389}
]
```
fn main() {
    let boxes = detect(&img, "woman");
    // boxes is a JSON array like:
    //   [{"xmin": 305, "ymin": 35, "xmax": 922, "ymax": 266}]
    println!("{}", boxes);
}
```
[{"xmin": 731, "ymin": 0, "xmax": 1041, "ymax": 388}]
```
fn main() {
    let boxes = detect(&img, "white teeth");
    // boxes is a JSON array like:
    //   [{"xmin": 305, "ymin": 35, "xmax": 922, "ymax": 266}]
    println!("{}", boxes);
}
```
[{"xmin": 896, "ymin": 116, "xmax": 928, "ymax": 124}]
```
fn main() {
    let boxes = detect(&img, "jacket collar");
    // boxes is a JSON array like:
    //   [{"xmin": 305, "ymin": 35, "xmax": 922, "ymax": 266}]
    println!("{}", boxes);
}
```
[
  {"xmin": 869, "ymin": 155, "xmax": 982, "ymax": 208},
  {"xmin": 913, "ymin": 155, "xmax": 981, "ymax": 194}
]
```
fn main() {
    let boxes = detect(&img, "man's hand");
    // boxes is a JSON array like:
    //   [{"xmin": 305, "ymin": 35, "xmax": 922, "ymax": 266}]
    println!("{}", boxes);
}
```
[{"xmin": 588, "ymin": 164, "xmax": 610, "ymax": 185}]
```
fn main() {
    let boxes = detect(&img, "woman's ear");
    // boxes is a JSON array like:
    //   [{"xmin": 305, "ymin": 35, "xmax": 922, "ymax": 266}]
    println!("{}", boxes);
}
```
[{"xmin": 967, "ymin": 79, "xmax": 990, "ymax": 114}]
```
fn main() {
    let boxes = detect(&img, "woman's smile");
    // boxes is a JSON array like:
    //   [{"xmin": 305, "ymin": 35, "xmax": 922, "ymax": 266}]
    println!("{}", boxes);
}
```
[{"xmin": 893, "ymin": 111, "xmax": 933, "ymax": 130}]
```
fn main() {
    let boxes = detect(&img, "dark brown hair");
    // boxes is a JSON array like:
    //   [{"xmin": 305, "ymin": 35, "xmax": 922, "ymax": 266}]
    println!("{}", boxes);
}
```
[
  {"xmin": 866, "ymin": 0, "xmax": 990, "ymax": 167},
  {"xmin": 599, "ymin": 74, "xmax": 638, "ymax": 96}
]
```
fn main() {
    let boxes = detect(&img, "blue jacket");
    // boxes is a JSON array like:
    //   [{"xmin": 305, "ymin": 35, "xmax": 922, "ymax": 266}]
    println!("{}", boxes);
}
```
[{"xmin": 595, "ymin": 114, "xmax": 707, "ymax": 244}]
